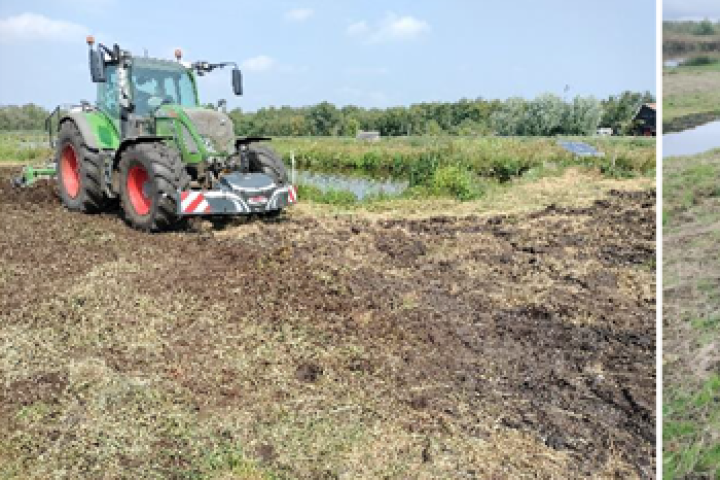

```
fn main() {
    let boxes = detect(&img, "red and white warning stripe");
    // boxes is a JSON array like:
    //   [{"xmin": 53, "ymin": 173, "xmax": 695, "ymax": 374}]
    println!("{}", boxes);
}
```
[
  {"xmin": 287, "ymin": 185, "xmax": 297, "ymax": 204},
  {"xmin": 180, "ymin": 191, "xmax": 212, "ymax": 214}
]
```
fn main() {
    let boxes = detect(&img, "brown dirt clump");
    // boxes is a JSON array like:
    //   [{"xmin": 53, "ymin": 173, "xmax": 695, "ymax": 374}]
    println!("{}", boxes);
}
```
[{"xmin": 0, "ymin": 166, "xmax": 655, "ymax": 479}]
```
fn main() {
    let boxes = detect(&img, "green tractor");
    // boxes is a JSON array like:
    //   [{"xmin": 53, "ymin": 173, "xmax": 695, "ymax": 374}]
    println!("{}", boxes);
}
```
[{"xmin": 19, "ymin": 36, "xmax": 296, "ymax": 231}]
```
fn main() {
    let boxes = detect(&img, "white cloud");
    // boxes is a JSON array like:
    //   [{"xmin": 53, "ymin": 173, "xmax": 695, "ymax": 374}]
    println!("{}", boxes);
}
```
[
  {"xmin": 285, "ymin": 8, "xmax": 314, "ymax": 22},
  {"xmin": 347, "ymin": 13, "xmax": 430, "ymax": 44},
  {"xmin": 0, "ymin": 13, "xmax": 88, "ymax": 43},
  {"xmin": 241, "ymin": 55, "xmax": 276, "ymax": 72},
  {"xmin": 241, "ymin": 55, "xmax": 309, "ymax": 75}
]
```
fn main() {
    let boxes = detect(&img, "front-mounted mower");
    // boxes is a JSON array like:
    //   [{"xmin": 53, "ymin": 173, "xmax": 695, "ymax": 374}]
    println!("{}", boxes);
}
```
[{"xmin": 18, "ymin": 37, "xmax": 296, "ymax": 231}]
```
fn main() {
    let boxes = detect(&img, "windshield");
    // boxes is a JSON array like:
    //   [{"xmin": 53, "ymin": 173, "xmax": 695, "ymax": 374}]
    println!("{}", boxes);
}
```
[{"xmin": 131, "ymin": 61, "xmax": 197, "ymax": 116}]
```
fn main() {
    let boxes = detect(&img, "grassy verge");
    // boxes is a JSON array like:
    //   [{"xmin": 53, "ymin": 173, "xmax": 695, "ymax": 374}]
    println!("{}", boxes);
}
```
[
  {"xmin": 663, "ymin": 64, "xmax": 720, "ymax": 132},
  {"xmin": 272, "ymin": 136, "xmax": 655, "ymax": 185},
  {"xmin": 664, "ymin": 150, "xmax": 720, "ymax": 479},
  {"xmin": 275, "ymin": 136, "xmax": 654, "ymax": 205},
  {"xmin": 293, "ymin": 167, "xmax": 654, "ymax": 221},
  {"xmin": 0, "ymin": 131, "xmax": 51, "ymax": 163}
]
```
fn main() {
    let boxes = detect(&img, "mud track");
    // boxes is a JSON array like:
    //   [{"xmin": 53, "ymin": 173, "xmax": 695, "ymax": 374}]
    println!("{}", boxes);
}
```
[{"xmin": 0, "ymin": 167, "xmax": 656, "ymax": 478}]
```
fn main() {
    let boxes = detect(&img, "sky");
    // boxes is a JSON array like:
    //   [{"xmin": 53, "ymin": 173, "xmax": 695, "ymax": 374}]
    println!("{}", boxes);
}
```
[
  {"xmin": 664, "ymin": 0, "xmax": 720, "ymax": 21},
  {"xmin": 0, "ymin": 0, "xmax": 656, "ymax": 112}
]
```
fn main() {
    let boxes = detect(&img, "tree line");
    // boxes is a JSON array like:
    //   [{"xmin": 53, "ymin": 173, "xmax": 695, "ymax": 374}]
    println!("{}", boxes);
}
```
[
  {"xmin": 663, "ymin": 19, "xmax": 720, "ymax": 36},
  {"xmin": 663, "ymin": 20, "xmax": 720, "ymax": 55},
  {"xmin": 1, "ymin": 90, "xmax": 654, "ymax": 136}
]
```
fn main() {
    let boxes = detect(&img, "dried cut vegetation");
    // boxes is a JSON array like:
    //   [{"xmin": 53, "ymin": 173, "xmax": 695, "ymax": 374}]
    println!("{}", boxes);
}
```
[{"xmin": 0, "ymin": 167, "xmax": 655, "ymax": 478}]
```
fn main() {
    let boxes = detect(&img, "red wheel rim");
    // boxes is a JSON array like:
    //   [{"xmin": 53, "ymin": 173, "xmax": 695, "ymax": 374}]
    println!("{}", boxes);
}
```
[
  {"xmin": 127, "ymin": 165, "xmax": 152, "ymax": 215},
  {"xmin": 60, "ymin": 144, "xmax": 80, "ymax": 198}
]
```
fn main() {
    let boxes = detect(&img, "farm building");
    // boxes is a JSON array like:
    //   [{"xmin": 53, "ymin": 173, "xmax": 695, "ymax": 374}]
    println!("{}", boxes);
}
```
[
  {"xmin": 631, "ymin": 103, "xmax": 656, "ymax": 136},
  {"xmin": 356, "ymin": 131, "xmax": 381, "ymax": 142}
]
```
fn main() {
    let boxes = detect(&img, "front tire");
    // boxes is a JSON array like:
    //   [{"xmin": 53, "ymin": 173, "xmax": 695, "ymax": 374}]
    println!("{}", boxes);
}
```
[
  {"xmin": 55, "ymin": 121, "xmax": 108, "ymax": 212},
  {"xmin": 118, "ymin": 142, "xmax": 189, "ymax": 232},
  {"xmin": 248, "ymin": 144, "xmax": 288, "ymax": 185}
]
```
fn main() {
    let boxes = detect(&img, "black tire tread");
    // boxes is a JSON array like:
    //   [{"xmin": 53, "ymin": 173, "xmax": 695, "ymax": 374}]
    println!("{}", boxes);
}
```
[
  {"xmin": 118, "ymin": 142, "xmax": 189, "ymax": 232},
  {"xmin": 248, "ymin": 144, "xmax": 288, "ymax": 184},
  {"xmin": 55, "ymin": 121, "xmax": 109, "ymax": 213}
]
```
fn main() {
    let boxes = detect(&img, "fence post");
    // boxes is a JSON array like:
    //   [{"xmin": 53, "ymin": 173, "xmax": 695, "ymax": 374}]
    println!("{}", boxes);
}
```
[{"xmin": 291, "ymin": 151, "xmax": 297, "ymax": 186}]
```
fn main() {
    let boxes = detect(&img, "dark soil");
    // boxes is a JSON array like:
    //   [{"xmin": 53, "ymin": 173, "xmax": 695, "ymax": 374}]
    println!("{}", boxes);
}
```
[{"xmin": 0, "ymin": 167, "xmax": 656, "ymax": 478}]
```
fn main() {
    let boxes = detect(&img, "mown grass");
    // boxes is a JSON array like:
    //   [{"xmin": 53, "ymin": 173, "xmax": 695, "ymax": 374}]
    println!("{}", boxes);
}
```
[
  {"xmin": 664, "ymin": 375, "xmax": 720, "ymax": 479},
  {"xmin": 664, "ymin": 149, "xmax": 720, "ymax": 479},
  {"xmin": 663, "ymin": 64, "xmax": 720, "ymax": 130},
  {"xmin": 663, "ymin": 151, "xmax": 720, "ymax": 228}
]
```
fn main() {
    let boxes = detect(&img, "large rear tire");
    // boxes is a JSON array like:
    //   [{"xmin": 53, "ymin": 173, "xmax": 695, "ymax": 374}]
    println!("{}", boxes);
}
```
[
  {"xmin": 55, "ymin": 121, "xmax": 108, "ymax": 212},
  {"xmin": 118, "ymin": 142, "xmax": 190, "ymax": 232},
  {"xmin": 248, "ymin": 144, "xmax": 288, "ymax": 185}
]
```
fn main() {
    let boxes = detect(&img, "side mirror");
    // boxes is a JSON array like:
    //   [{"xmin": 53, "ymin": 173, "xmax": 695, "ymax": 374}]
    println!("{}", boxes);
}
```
[
  {"xmin": 232, "ymin": 68, "xmax": 242, "ymax": 96},
  {"xmin": 89, "ymin": 48, "xmax": 106, "ymax": 83}
]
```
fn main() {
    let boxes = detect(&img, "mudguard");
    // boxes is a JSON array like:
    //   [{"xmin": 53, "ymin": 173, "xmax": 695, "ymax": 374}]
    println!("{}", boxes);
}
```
[{"xmin": 60, "ymin": 110, "xmax": 120, "ymax": 150}]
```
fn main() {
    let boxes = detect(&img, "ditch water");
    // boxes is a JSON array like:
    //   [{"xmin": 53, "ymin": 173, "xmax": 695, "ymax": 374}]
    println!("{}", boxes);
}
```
[
  {"xmin": 663, "ymin": 120, "xmax": 720, "ymax": 157},
  {"xmin": 663, "ymin": 58, "xmax": 685, "ymax": 68},
  {"xmin": 294, "ymin": 169, "xmax": 408, "ymax": 200}
]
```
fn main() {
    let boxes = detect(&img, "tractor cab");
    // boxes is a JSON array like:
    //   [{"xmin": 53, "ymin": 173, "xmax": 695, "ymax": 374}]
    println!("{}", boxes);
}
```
[{"xmin": 97, "ymin": 58, "xmax": 199, "ymax": 121}]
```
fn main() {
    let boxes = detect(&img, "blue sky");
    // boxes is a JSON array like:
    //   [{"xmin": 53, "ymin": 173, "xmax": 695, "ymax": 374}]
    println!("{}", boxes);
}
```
[
  {"xmin": 665, "ymin": 0, "xmax": 720, "ymax": 20},
  {"xmin": 0, "ymin": 0, "xmax": 656, "ymax": 112}
]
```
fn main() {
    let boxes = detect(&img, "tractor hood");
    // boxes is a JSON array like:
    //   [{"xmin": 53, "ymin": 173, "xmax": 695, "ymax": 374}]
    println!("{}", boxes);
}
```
[{"xmin": 180, "ymin": 107, "xmax": 235, "ymax": 154}]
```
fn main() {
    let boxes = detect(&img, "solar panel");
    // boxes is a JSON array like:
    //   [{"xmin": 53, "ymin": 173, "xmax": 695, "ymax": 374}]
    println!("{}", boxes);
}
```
[{"xmin": 558, "ymin": 141, "xmax": 604, "ymax": 157}]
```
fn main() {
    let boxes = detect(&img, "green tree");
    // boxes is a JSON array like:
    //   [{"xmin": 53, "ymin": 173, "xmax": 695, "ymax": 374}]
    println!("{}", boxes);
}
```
[
  {"xmin": 308, "ymin": 101, "xmax": 340, "ymax": 136},
  {"xmin": 491, "ymin": 97, "xmax": 527, "ymax": 135},
  {"xmin": 694, "ymin": 19, "xmax": 716, "ymax": 35}
]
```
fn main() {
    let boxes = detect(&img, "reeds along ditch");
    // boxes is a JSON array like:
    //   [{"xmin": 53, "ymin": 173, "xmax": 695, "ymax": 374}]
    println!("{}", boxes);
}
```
[
  {"xmin": 273, "ymin": 136, "xmax": 656, "ymax": 198},
  {"xmin": 0, "ymin": 132, "xmax": 656, "ymax": 202}
]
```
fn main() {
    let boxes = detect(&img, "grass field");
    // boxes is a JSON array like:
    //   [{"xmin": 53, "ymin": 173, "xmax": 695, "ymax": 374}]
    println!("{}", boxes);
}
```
[
  {"xmin": 0, "ymin": 131, "xmax": 51, "ymax": 164},
  {"xmin": 663, "ymin": 58, "xmax": 720, "ymax": 132},
  {"xmin": 664, "ymin": 150, "xmax": 720, "ymax": 479}
]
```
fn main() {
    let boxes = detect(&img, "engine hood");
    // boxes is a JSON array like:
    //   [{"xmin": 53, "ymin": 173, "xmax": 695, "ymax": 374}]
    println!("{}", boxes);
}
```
[{"xmin": 180, "ymin": 107, "xmax": 235, "ymax": 154}]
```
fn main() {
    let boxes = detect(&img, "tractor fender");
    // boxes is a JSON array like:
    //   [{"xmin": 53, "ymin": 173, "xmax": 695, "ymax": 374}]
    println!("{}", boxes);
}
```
[
  {"xmin": 59, "ymin": 110, "xmax": 120, "ymax": 151},
  {"xmin": 113, "ymin": 136, "xmax": 174, "ymax": 168},
  {"xmin": 59, "ymin": 114, "xmax": 97, "ymax": 149}
]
